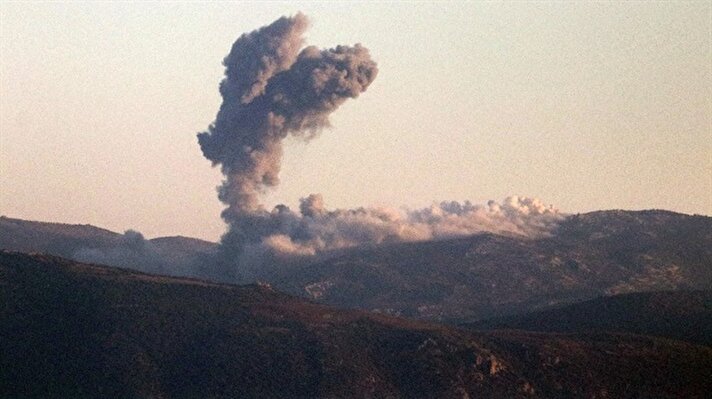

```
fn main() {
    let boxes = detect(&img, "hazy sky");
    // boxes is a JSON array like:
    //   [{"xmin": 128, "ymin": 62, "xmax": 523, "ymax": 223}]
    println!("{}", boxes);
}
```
[{"xmin": 1, "ymin": 2, "xmax": 710, "ymax": 241}]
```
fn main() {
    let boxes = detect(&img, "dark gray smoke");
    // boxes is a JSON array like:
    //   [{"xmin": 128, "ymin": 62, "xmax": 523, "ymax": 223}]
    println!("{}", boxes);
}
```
[
  {"xmin": 198, "ymin": 13, "xmax": 378, "ymax": 255},
  {"xmin": 198, "ymin": 14, "xmax": 563, "ymax": 274}
]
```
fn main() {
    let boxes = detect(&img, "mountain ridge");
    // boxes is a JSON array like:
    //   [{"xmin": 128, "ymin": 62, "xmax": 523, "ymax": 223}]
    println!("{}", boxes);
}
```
[
  {"xmin": 2, "ymin": 210, "xmax": 711, "ymax": 322},
  {"xmin": 260, "ymin": 209, "xmax": 711, "ymax": 321}
]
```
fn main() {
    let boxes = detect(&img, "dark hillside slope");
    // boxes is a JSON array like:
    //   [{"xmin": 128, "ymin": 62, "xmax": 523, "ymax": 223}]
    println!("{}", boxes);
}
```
[
  {"xmin": 1, "ymin": 251, "xmax": 710, "ymax": 398},
  {"xmin": 479, "ymin": 330, "xmax": 711, "ymax": 398},
  {"xmin": 466, "ymin": 290, "xmax": 712, "ymax": 346}
]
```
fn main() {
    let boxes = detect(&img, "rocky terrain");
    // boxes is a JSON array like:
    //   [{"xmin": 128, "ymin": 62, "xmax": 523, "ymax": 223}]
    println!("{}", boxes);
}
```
[
  {"xmin": 2, "ymin": 251, "xmax": 710, "ymax": 398},
  {"xmin": 466, "ymin": 290, "xmax": 712, "ymax": 346}
]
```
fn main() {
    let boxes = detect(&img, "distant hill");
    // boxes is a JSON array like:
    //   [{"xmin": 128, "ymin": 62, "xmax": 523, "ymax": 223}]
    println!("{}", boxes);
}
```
[
  {"xmin": 465, "ymin": 290, "xmax": 712, "ymax": 346},
  {"xmin": 2, "ymin": 251, "xmax": 710, "ymax": 398},
  {"xmin": 0, "ymin": 216, "xmax": 217, "ymax": 276},
  {"xmin": 0, "ymin": 216, "xmax": 121, "ymax": 257},
  {"xmin": 0, "ymin": 216, "xmax": 217, "ymax": 255},
  {"xmin": 258, "ymin": 210, "xmax": 712, "ymax": 321},
  {"xmin": 150, "ymin": 235, "xmax": 218, "ymax": 254}
]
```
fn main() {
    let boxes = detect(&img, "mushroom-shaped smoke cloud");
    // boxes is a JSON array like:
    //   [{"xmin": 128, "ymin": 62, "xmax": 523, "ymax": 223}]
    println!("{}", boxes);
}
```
[{"xmin": 198, "ymin": 14, "xmax": 562, "ymax": 270}]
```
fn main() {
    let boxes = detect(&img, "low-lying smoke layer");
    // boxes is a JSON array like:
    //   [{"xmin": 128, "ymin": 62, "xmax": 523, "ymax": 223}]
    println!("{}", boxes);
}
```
[
  {"xmin": 250, "ymin": 195, "xmax": 563, "ymax": 257},
  {"xmin": 73, "ymin": 230, "xmax": 167, "ymax": 274},
  {"xmin": 198, "ymin": 14, "xmax": 563, "ymax": 265}
]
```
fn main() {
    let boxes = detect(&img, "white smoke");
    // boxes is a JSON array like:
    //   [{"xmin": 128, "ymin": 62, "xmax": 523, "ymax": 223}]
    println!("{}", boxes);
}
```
[{"xmin": 256, "ymin": 194, "xmax": 563, "ymax": 256}]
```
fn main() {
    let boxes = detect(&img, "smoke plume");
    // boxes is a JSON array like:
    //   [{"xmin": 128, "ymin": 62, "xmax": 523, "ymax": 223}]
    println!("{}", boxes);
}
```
[
  {"xmin": 73, "ymin": 230, "xmax": 167, "ymax": 274},
  {"xmin": 198, "ymin": 14, "xmax": 563, "ymax": 269},
  {"xmin": 198, "ymin": 13, "xmax": 377, "ymax": 217}
]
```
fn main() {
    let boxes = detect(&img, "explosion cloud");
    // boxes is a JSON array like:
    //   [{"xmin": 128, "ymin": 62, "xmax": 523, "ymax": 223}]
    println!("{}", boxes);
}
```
[
  {"xmin": 198, "ymin": 13, "xmax": 377, "ymax": 218},
  {"xmin": 199, "ymin": 13, "xmax": 563, "ymax": 268}
]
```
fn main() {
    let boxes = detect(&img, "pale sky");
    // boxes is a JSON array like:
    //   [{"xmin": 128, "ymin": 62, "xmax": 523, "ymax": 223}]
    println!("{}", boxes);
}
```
[{"xmin": 1, "ymin": 2, "xmax": 710, "ymax": 241}]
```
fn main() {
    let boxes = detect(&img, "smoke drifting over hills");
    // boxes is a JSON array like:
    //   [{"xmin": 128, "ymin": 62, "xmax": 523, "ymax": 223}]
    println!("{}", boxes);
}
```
[
  {"xmin": 253, "ymin": 195, "xmax": 562, "ymax": 257},
  {"xmin": 198, "ymin": 13, "xmax": 562, "ymax": 264},
  {"xmin": 73, "ymin": 230, "xmax": 167, "ymax": 274}
]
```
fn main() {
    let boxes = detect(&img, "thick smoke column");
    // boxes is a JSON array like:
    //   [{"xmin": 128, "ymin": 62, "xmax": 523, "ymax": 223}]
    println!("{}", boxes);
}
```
[
  {"xmin": 199, "ymin": 14, "xmax": 562, "ymax": 269},
  {"xmin": 198, "ymin": 13, "xmax": 378, "ymax": 254}
]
